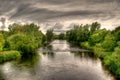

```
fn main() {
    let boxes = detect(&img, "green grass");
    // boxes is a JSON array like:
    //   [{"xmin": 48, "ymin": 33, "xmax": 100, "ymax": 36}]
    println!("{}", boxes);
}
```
[{"xmin": 0, "ymin": 51, "xmax": 21, "ymax": 63}]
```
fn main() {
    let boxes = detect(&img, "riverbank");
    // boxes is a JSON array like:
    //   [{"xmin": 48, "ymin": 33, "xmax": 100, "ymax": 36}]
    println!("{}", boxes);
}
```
[
  {"xmin": 0, "ymin": 23, "xmax": 46, "ymax": 63},
  {"xmin": 0, "ymin": 51, "xmax": 21, "ymax": 63},
  {"xmin": 81, "ymin": 43, "xmax": 119, "ymax": 80},
  {"xmin": 65, "ymin": 23, "xmax": 120, "ymax": 79},
  {"xmin": 0, "ymin": 40, "xmax": 114, "ymax": 80}
]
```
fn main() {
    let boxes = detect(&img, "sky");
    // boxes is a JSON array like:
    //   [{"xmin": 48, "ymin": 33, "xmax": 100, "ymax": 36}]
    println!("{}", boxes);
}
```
[{"xmin": 0, "ymin": 0, "xmax": 120, "ymax": 32}]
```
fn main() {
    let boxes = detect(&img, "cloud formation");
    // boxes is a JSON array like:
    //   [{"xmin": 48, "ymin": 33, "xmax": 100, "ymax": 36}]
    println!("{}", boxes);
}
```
[{"xmin": 0, "ymin": 0, "xmax": 120, "ymax": 32}]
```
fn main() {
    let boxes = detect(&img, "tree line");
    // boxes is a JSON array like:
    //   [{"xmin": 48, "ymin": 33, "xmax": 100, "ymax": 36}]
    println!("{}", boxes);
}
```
[{"xmin": 0, "ymin": 23, "xmax": 47, "ymax": 62}]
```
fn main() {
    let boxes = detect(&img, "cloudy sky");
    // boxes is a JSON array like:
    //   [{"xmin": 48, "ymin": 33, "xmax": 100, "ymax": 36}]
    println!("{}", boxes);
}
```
[{"xmin": 0, "ymin": 0, "xmax": 120, "ymax": 32}]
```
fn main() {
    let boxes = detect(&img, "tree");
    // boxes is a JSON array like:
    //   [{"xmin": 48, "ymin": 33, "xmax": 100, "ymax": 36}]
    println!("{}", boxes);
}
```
[
  {"xmin": 8, "ymin": 34, "xmax": 36, "ymax": 57},
  {"xmin": 66, "ymin": 24, "xmax": 90, "ymax": 45},
  {"xmin": 112, "ymin": 26, "xmax": 120, "ymax": 41},
  {"xmin": 58, "ymin": 33, "xmax": 65, "ymax": 40},
  {"xmin": 46, "ymin": 29, "xmax": 54, "ymax": 42},
  {"xmin": 8, "ymin": 23, "xmax": 44, "ymax": 48},
  {"xmin": 90, "ymin": 22, "xmax": 101, "ymax": 34},
  {"xmin": 89, "ymin": 29, "xmax": 108, "ymax": 46},
  {"xmin": 104, "ymin": 47, "xmax": 120, "ymax": 78},
  {"xmin": 101, "ymin": 33, "xmax": 116, "ymax": 51}
]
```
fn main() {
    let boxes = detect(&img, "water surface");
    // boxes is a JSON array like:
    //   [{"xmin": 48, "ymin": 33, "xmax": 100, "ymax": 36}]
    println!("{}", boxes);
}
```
[{"xmin": 0, "ymin": 40, "xmax": 114, "ymax": 80}]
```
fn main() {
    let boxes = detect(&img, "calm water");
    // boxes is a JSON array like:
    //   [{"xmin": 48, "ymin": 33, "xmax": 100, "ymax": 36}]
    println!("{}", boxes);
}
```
[{"xmin": 0, "ymin": 40, "xmax": 114, "ymax": 80}]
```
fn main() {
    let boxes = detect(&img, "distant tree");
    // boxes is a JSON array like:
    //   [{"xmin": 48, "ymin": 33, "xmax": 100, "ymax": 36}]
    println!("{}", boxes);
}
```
[
  {"xmin": 46, "ymin": 29, "xmax": 54, "ymax": 42},
  {"xmin": 112, "ymin": 26, "xmax": 120, "ymax": 41},
  {"xmin": 66, "ymin": 24, "xmax": 91, "ymax": 45},
  {"xmin": 58, "ymin": 33, "xmax": 65, "ymax": 40},
  {"xmin": 90, "ymin": 22, "xmax": 101, "ymax": 34}
]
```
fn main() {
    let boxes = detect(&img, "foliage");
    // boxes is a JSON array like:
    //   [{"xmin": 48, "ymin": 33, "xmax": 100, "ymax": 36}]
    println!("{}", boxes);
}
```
[
  {"xmin": 81, "ymin": 42, "xmax": 93, "ymax": 50},
  {"xmin": 88, "ymin": 29, "xmax": 108, "ymax": 46},
  {"xmin": 0, "ymin": 51, "xmax": 21, "ymax": 63},
  {"xmin": 46, "ymin": 29, "xmax": 54, "ymax": 42},
  {"xmin": 1, "ymin": 22, "xmax": 120, "ymax": 79},
  {"xmin": 0, "ymin": 31, "xmax": 11, "ymax": 50},
  {"xmin": 0, "ymin": 33, "xmax": 5, "ymax": 51},
  {"xmin": 66, "ymin": 24, "xmax": 91, "ymax": 45},
  {"xmin": 0, "ymin": 23, "xmax": 45, "ymax": 62},
  {"xmin": 90, "ymin": 22, "xmax": 101, "ymax": 34},
  {"xmin": 112, "ymin": 26, "xmax": 120, "ymax": 41},
  {"xmin": 104, "ymin": 47, "xmax": 120, "ymax": 78},
  {"xmin": 8, "ymin": 23, "xmax": 44, "ymax": 47},
  {"xmin": 58, "ymin": 33, "xmax": 65, "ymax": 40},
  {"xmin": 66, "ymin": 22, "xmax": 120, "ymax": 79},
  {"xmin": 8, "ymin": 34, "xmax": 36, "ymax": 57},
  {"xmin": 101, "ymin": 33, "xmax": 116, "ymax": 51}
]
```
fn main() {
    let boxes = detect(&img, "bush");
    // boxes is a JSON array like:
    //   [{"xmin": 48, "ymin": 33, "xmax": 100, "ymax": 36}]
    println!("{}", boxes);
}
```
[
  {"xmin": 88, "ymin": 29, "xmax": 108, "ymax": 46},
  {"xmin": 81, "ymin": 42, "xmax": 93, "ymax": 50},
  {"xmin": 8, "ymin": 34, "xmax": 36, "ymax": 57},
  {"xmin": 101, "ymin": 33, "xmax": 116, "ymax": 51},
  {"xmin": 0, "ymin": 33, "xmax": 5, "ymax": 51},
  {"xmin": 104, "ymin": 47, "xmax": 120, "ymax": 78},
  {"xmin": 0, "ymin": 51, "xmax": 21, "ymax": 63}
]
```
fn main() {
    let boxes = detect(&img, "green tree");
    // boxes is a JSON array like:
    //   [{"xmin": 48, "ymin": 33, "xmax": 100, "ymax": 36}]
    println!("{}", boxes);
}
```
[
  {"xmin": 89, "ymin": 29, "xmax": 108, "ymax": 46},
  {"xmin": 58, "ymin": 33, "xmax": 65, "ymax": 40},
  {"xmin": 112, "ymin": 26, "xmax": 120, "ymax": 41},
  {"xmin": 8, "ymin": 23, "xmax": 44, "ymax": 48},
  {"xmin": 46, "ymin": 29, "xmax": 54, "ymax": 42},
  {"xmin": 101, "ymin": 33, "xmax": 116, "ymax": 51},
  {"xmin": 8, "ymin": 34, "xmax": 36, "ymax": 57},
  {"xmin": 66, "ymin": 24, "xmax": 90, "ymax": 45},
  {"xmin": 90, "ymin": 22, "xmax": 101, "ymax": 34},
  {"xmin": 104, "ymin": 47, "xmax": 120, "ymax": 78}
]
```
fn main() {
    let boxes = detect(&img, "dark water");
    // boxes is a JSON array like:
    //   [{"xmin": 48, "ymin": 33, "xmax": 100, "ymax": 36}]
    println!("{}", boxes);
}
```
[{"xmin": 0, "ymin": 40, "xmax": 114, "ymax": 80}]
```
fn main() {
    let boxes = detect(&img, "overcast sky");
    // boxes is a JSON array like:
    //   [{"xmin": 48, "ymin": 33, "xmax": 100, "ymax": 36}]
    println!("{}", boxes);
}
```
[{"xmin": 0, "ymin": 0, "xmax": 120, "ymax": 32}]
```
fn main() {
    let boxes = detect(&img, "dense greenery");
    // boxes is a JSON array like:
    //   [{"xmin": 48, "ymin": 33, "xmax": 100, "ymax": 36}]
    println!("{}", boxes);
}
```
[
  {"xmin": 0, "ymin": 23, "xmax": 45, "ymax": 62},
  {"xmin": 0, "ymin": 51, "xmax": 21, "ymax": 63},
  {"xmin": 0, "ymin": 22, "xmax": 120, "ymax": 79},
  {"xmin": 66, "ymin": 22, "xmax": 100, "ymax": 46},
  {"xmin": 8, "ymin": 33, "xmax": 36, "ymax": 57},
  {"xmin": 0, "ymin": 33, "xmax": 5, "ymax": 51},
  {"xmin": 46, "ymin": 29, "xmax": 54, "ymax": 42},
  {"xmin": 66, "ymin": 22, "xmax": 120, "ymax": 79}
]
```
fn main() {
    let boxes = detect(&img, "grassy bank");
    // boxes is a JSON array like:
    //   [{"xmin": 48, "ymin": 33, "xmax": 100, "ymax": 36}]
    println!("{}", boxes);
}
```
[{"xmin": 0, "ymin": 51, "xmax": 21, "ymax": 63}]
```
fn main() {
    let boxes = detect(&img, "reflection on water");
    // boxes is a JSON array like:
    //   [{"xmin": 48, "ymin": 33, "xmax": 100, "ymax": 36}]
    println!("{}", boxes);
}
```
[{"xmin": 0, "ymin": 40, "xmax": 114, "ymax": 80}]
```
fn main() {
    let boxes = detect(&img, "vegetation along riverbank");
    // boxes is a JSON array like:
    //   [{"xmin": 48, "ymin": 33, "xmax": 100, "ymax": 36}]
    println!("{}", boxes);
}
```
[
  {"xmin": 0, "ymin": 23, "xmax": 48, "ymax": 63},
  {"xmin": 0, "ymin": 22, "xmax": 120, "ymax": 79},
  {"xmin": 63, "ymin": 22, "xmax": 120, "ymax": 79}
]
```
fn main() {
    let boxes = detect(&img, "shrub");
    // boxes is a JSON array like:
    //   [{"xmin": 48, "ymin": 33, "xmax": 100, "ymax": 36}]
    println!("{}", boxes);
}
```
[
  {"xmin": 104, "ymin": 47, "xmax": 120, "ymax": 78},
  {"xmin": 101, "ymin": 33, "xmax": 116, "ymax": 51},
  {"xmin": 0, "ymin": 51, "xmax": 21, "ymax": 63},
  {"xmin": 0, "ymin": 33, "xmax": 5, "ymax": 51},
  {"xmin": 8, "ymin": 34, "xmax": 36, "ymax": 57},
  {"xmin": 81, "ymin": 42, "xmax": 93, "ymax": 50}
]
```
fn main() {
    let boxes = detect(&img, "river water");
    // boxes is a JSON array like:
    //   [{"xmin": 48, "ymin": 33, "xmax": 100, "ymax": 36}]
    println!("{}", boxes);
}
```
[{"xmin": 0, "ymin": 40, "xmax": 114, "ymax": 80}]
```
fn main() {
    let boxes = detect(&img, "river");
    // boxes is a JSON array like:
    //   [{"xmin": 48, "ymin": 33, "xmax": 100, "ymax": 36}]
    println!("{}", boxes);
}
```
[{"xmin": 0, "ymin": 40, "xmax": 114, "ymax": 80}]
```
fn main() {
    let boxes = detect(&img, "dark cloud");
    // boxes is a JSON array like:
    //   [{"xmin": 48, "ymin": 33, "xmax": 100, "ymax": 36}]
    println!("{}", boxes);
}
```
[{"xmin": 0, "ymin": 0, "xmax": 120, "ymax": 31}]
